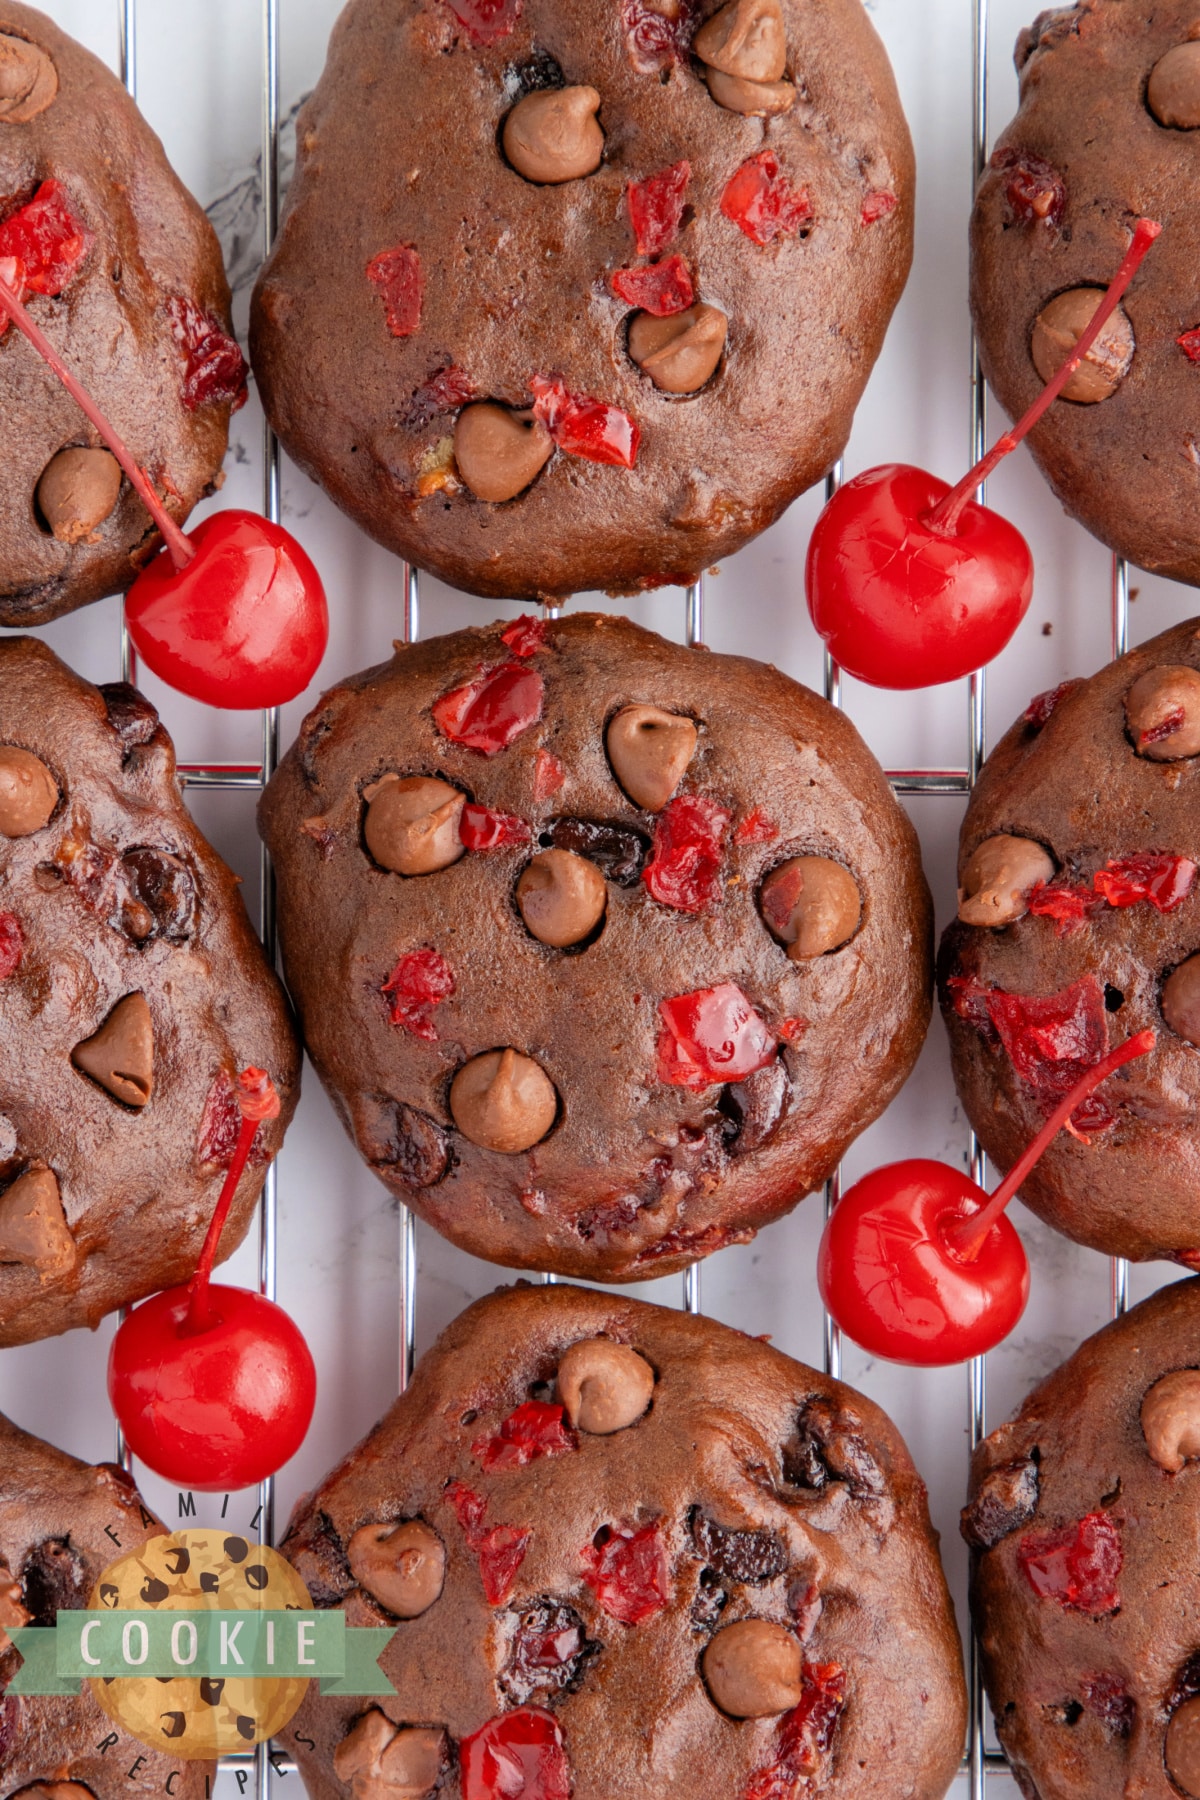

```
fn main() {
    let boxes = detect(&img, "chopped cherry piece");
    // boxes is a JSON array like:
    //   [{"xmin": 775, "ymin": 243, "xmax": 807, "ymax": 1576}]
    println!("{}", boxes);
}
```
[
  {"xmin": 1027, "ymin": 879, "xmax": 1106, "ymax": 932},
  {"xmin": 642, "ymin": 794, "xmax": 730, "ymax": 911},
  {"xmin": 991, "ymin": 146, "xmax": 1066, "ymax": 229},
  {"xmin": 656, "ymin": 983, "xmax": 777, "ymax": 1091},
  {"xmin": 621, "ymin": 0, "xmax": 698, "ymax": 72},
  {"xmin": 533, "ymin": 749, "xmax": 566, "ymax": 802},
  {"xmin": 1023, "ymin": 680, "xmax": 1080, "ymax": 729},
  {"xmin": 988, "ymin": 975, "xmax": 1110, "ymax": 1121},
  {"xmin": 778, "ymin": 1016, "xmax": 809, "ymax": 1043},
  {"xmin": 1080, "ymin": 1672, "xmax": 1134, "ymax": 1737},
  {"xmin": 733, "ymin": 807, "xmax": 779, "ymax": 846},
  {"xmin": 745, "ymin": 1663, "xmax": 847, "ymax": 1799},
  {"xmin": 432, "ymin": 661, "xmax": 545, "ymax": 753},
  {"xmin": 447, "ymin": 1477, "xmax": 488, "ymax": 1539},
  {"xmin": 946, "ymin": 973, "xmax": 995, "ymax": 1036},
  {"xmin": 861, "ymin": 191, "xmax": 897, "ymax": 226},
  {"xmin": 196, "ymin": 1070, "xmax": 274, "ymax": 1169},
  {"xmin": 366, "ymin": 244, "xmax": 423, "ymax": 337},
  {"xmin": 381, "ymin": 947, "xmax": 455, "ymax": 1041},
  {"xmin": 611, "ymin": 254, "xmax": 694, "ymax": 317},
  {"xmin": 443, "ymin": 0, "xmax": 522, "ymax": 41},
  {"xmin": 720, "ymin": 151, "xmax": 812, "ymax": 247},
  {"xmin": 446, "ymin": 1479, "xmax": 531, "ymax": 1604},
  {"xmin": 628, "ymin": 161, "xmax": 691, "ymax": 257},
  {"xmin": 501, "ymin": 614, "xmax": 549, "ymax": 658},
  {"xmin": 1093, "ymin": 852, "xmax": 1196, "ymax": 911},
  {"xmin": 460, "ymin": 1709, "xmax": 570, "ymax": 1800},
  {"xmin": 1018, "ymin": 1511, "xmax": 1122, "ymax": 1615},
  {"xmin": 460, "ymin": 804, "xmax": 533, "ymax": 852},
  {"xmin": 1140, "ymin": 705, "xmax": 1186, "ymax": 746},
  {"xmin": 1179, "ymin": 328, "xmax": 1200, "ymax": 363},
  {"xmin": 0, "ymin": 912, "xmax": 21, "ymax": 979},
  {"xmin": 0, "ymin": 180, "xmax": 92, "ymax": 312},
  {"xmin": 166, "ymin": 296, "xmax": 248, "ymax": 412},
  {"xmin": 474, "ymin": 1401, "xmax": 578, "ymax": 1471},
  {"xmin": 581, "ymin": 1521, "xmax": 670, "ymax": 1624},
  {"xmin": 530, "ymin": 374, "xmax": 640, "ymax": 468},
  {"xmin": 402, "ymin": 362, "xmax": 477, "ymax": 431}
]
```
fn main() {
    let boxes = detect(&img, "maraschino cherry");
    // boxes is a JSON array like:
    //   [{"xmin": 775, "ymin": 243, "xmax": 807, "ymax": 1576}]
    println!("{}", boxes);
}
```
[
  {"xmin": 806, "ymin": 218, "xmax": 1161, "ymax": 688},
  {"xmin": 817, "ymin": 1029, "xmax": 1154, "ymax": 1364},
  {"xmin": 108, "ymin": 1068, "xmax": 316, "ymax": 1490},
  {"xmin": 0, "ymin": 267, "xmax": 327, "ymax": 709}
]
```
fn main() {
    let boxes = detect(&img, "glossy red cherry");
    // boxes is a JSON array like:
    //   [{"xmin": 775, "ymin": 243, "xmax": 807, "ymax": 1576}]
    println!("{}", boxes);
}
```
[
  {"xmin": 806, "ymin": 218, "xmax": 1160, "ymax": 688},
  {"xmin": 108, "ymin": 1069, "xmax": 316, "ymax": 1490},
  {"xmin": 0, "ymin": 270, "xmax": 328, "ymax": 710},
  {"xmin": 817, "ymin": 1030, "xmax": 1154, "ymax": 1364}
]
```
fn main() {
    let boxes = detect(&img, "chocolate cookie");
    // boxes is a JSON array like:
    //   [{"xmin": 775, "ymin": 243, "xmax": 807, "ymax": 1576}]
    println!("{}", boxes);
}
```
[
  {"xmin": 0, "ymin": 636, "xmax": 299, "ymax": 1347},
  {"xmin": 963, "ymin": 1277, "xmax": 1200, "ymax": 1800},
  {"xmin": 0, "ymin": 1410, "xmax": 213, "ymax": 1799},
  {"xmin": 248, "ymin": 0, "xmax": 914, "ymax": 603},
  {"xmin": 279, "ymin": 1282, "xmax": 966, "ymax": 1800},
  {"xmin": 971, "ymin": 1, "xmax": 1200, "ymax": 586},
  {"xmin": 938, "ymin": 619, "xmax": 1200, "ymax": 1264},
  {"xmin": 0, "ymin": 0, "xmax": 247, "ymax": 628},
  {"xmin": 258, "ymin": 612, "xmax": 932, "ymax": 1282}
]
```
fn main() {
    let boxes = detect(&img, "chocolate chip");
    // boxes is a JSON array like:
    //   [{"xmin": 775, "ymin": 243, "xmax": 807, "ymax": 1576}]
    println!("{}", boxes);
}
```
[
  {"xmin": 353, "ymin": 1095, "xmax": 450, "ymax": 1188},
  {"xmin": 1031, "ymin": 288, "xmax": 1134, "ymax": 403},
  {"xmin": 71, "ymin": 992, "xmax": 154, "ymax": 1108},
  {"xmin": 557, "ymin": 1338, "xmax": 655, "ymax": 1433},
  {"xmin": 1125, "ymin": 664, "xmax": 1200, "ymax": 760},
  {"xmin": 783, "ymin": 1396, "xmax": 885, "ymax": 1497},
  {"xmin": 0, "ymin": 1165, "xmax": 76, "ymax": 1279},
  {"xmin": 333, "ymin": 1708, "xmax": 397, "ymax": 1782},
  {"xmin": 245, "ymin": 1564, "xmax": 268, "ymax": 1590},
  {"xmin": 348, "ymin": 1520, "xmax": 445, "ymax": 1618},
  {"xmin": 139, "ymin": 1577, "xmax": 169, "ymax": 1603},
  {"xmin": 1163, "ymin": 955, "xmax": 1200, "ymax": 1048},
  {"xmin": 363, "ymin": 774, "xmax": 466, "ymax": 876},
  {"xmin": 720, "ymin": 1059, "xmax": 789, "ymax": 1156},
  {"xmin": 161, "ymin": 1713, "xmax": 187, "ymax": 1739},
  {"xmin": 164, "ymin": 1546, "xmax": 190, "ymax": 1574},
  {"xmin": 113, "ymin": 847, "xmax": 198, "ymax": 943},
  {"xmin": 544, "ymin": 817, "xmax": 647, "ymax": 885},
  {"xmin": 691, "ymin": 1568, "xmax": 729, "ymax": 1629},
  {"xmin": 502, "ymin": 85, "xmax": 604, "ymax": 183},
  {"xmin": 1148, "ymin": 41, "xmax": 1200, "ymax": 130},
  {"xmin": 629, "ymin": 303, "xmax": 727, "ymax": 394},
  {"xmin": 506, "ymin": 49, "xmax": 566, "ymax": 99},
  {"xmin": 0, "ymin": 745, "xmax": 58, "ymax": 837},
  {"xmin": 0, "ymin": 32, "xmax": 58, "ymax": 121},
  {"xmin": 705, "ymin": 67, "xmax": 794, "ymax": 114},
  {"xmin": 1140, "ymin": 1369, "xmax": 1200, "ymax": 1472},
  {"xmin": 517, "ymin": 848, "xmax": 607, "ymax": 948},
  {"xmin": 693, "ymin": 0, "xmax": 787, "ymax": 81},
  {"xmin": 605, "ymin": 703, "xmax": 698, "ymax": 811},
  {"xmin": 281, "ymin": 1511, "xmax": 353, "ymax": 1609},
  {"xmin": 98, "ymin": 682, "xmax": 161, "ymax": 756},
  {"xmin": 20, "ymin": 1538, "xmax": 88, "ymax": 1626},
  {"xmin": 690, "ymin": 1510, "xmax": 787, "ymax": 1583},
  {"xmin": 35, "ymin": 448, "xmax": 122, "ymax": 544},
  {"xmin": 236, "ymin": 1716, "xmax": 256, "ymax": 1740},
  {"xmin": 760, "ymin": 857, "xmax": 861, "ymax": 959},
  {"xmin": 702, "ymin": 1619, "xmax": 804, "ymax": 1718},
  {"xmin": 449, "ymin": 1048, "xmax": 558, "ymax": 1153},
  {"xmin": 379, "ymin": 1728, "xmax": 448, "ymax": 1793},
  {"xmin": 499, "ymin": 1598, "xmax": 599, "ymax": 1704},
  {"xmin": 960, "ymin": 1455, "xmax": 1040, "ymax": 1548},
  {"xmin": 454, "ymin": 403, "xmax": 554, "ymax": 503},
  {"xmin": 224, "ymin": 1537, "xmax": 249, "ymax": 1563},
  {"xmin": 958, "ymin": 835, "xmax": 1056, "ymax": 928},
  {"xmin": 200, "ymin": 1678, "xmax": 225, "ymax": 1705},
  {"xmin": 1169, "ymin": 1696, "xmax": 1200, "ymax": 1797}
]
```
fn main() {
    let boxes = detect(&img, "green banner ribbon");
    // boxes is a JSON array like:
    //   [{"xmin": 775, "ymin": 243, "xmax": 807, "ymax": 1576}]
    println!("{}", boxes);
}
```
[{"xmin": 5, "ymin": 1612, "xmax": 396, "ymax": 1697}]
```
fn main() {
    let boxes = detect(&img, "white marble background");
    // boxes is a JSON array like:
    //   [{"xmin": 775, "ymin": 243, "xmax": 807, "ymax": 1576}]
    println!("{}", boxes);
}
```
[{"xmin": 3, "ymin": 2, "xmax": 1195, "ymax": 1793}]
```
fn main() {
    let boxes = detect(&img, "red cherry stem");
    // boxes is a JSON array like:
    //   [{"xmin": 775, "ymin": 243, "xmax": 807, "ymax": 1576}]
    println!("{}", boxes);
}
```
[
  {"xmin": 184, "ymin": 1069, "xmax": 280, "ymax": 1334},
  {"xmin": 0, "ymin": 266, "xmax": 195, "ymax": 569},
  {"xmin": 925, "ymin": 217, "xmax": 1162, "ymax": 535},
  {"xmin": 946, "ymin": 1028, "xmax": 1155, "ymax": 1261}
]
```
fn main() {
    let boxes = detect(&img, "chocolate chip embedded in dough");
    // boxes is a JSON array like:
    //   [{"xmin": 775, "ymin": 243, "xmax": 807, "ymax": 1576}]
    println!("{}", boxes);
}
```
[
  {"xmin": 1163, "ymin": 955, "xmax": 1200, "ymax": 1046},
  {"xmin": 98, "ymin": 682, "xmax": 161, "ymax": 755},
  {"xmin": 701, "ymin": 1618, "xmax": 805, "ymax": 1718},
  {"xmin": 957, "ymin": 834, "xmax": 1056, "ymax": 928},
  {"xmin": 71, "ymin": 992, "xmax": 154, "ymax": 1108},
  {"xmin": 454, "ymin": 404, "xmax": 554, "ymax": 504},
  {"xmin": 334, "ymin": 1709, "xmax": 399, "ymax": 1781},
  {"xmin": 705, "ymin": 67, "xmax": 795, "ymax": 115},
  {"xmin": 502, "ymin": 85, "xmax": 604, "ymax": 184},
  {"xmin": 516, "ymin": 849, "xmax": 607, "ymax": 947},
  {"xmin": 36, "ymin": 448, "xmax": 122, "ymax": 544},
  {"xmin": 0, "ymin": 745, "xmax": 58, "ymax": 836},
  {"xmin": 693, "ymin": 0, "xmax": 787, "ymax": 82},
  {"xmin": 449, "ymin": 1048, "xmax": 558, "ymax": 1153},
  {"xmin": 378, "ymin": 1726, "xmax": 447, "ymax": 1794},
  {"xmin": 348, "ymin": 1520, "xmax": 446, "ymax": 1617},
  {"xmin": 0, "ymin": 33, "xmax": 58, "ymax": 121},
  {"xmin": 629, "ymin": 304, "xmax": 727, "ymax": 395},
  {"xmin": 0, "ymin": 1166, "xmax": 76, "ymax": 1279},
  {"xmin": 363, "ymin": 775, "xmax": 466, "ymax": 876},
  {"xmin": 557, "ymin": 1337, "xmax": 655, "ymax": 1432},
  {"xmin": 1148, "ymin": 41, "xmax": 1200, "ymax": 130},
  {"xmin": 1167, "ymin": 1695, "xmax": 1200, "ymax": 1797},
  {"xmin": 1030, "ymin": 288, "xmax": 1134, "ymax": 403},
  {"xmin": 605, "ymin": 704, "xmax": 698, "ymax": 810},
  {"xmin": 1141, "ymin": 1369, "xmax": 1200, "ymax": 1472},
  {"xmin": 760, "ymin": 856, "xmax": 861, "ymax": 959},
  {"xmin": 1124, "ymin": 664, "xmax": 1200, "ymax": 760}
]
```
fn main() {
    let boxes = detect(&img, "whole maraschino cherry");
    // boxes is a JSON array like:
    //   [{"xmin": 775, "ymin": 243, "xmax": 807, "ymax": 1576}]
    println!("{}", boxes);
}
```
[
  {"xmin": 818, "ymin": 1029, "xmax": 1154, "ymax": 1364},
  {"xmin": 0, "ymin": 265, "xmax": 327, "ymax": 709},
  {"xmin": 108, "ymin": 1069, "xmax": 316, "ymax": 1490},
  {"xmin": 806, "ymin": 218, "xmax": 1161, "ymax": 688}
]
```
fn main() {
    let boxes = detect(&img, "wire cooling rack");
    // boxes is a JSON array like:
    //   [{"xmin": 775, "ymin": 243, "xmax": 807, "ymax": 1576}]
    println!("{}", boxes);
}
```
[{"xmin": 10, "ymin": 0, "xmax": 1151, "ymax": 1791}]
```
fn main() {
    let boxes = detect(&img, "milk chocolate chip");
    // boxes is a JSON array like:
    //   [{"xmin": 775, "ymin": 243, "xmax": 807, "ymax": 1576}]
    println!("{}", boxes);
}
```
[
  {"xmin": 557, "ymin": 1337, "xmax": 655, "ymax": 1432},
  {"xmin": 1148, "ymin": 41, "xmax": 1200, "ymax": 130},
  {"xmin": 705, "ymin": 66, "xmax": 795, "ymax": 115},
  {"xmin": 0, "ymin": 32, "xmax": 58, "ymax": 122},
  {"xmin": 629, "ymin": 303, "xmax": 727, "ymax": 395},
  {"xmin": 761, "ymin": 856, "xmax": 861, "ymax": 959},
  {"xmin": 957, "ymin": 834, "xmax": 1055, "ymax": 928},
  {"xmin": 348, "ymin": 1520, "xmax": 446, "ymax": 1617},
  {"xmin": 333, "ymin": 1711, "xmax": 445, "ymax": 1800},
  {"xmin": 36, "ymin": 448, "xmax": 122, "ymax": 544},
  {"xmin": 1031, "ymin": 288, "xmax": 1134, "ymax": 403},
  {"xmin": 1168, "ymin": 1696, "xmax": 1200, "ymax": 1798},
  {"xmin": 454, "ymin": 404, "xmax": 553, "ymax": 504},
  {"xmin": 1141, "ymin": 1369, "xmax": 1200, "ymax": 1472},
  {"xmin": 363, "ymin": 775, "xmax": 466, "ymax": 876},
  {"xmin": 334, "ymin": 1709, "xmax": 396, "ymax": 1781},
  {"xmin": 1163, "ymin": 954, "xmax": 1200, "ymax": 1046},
  {"xmin": 701, "ymin": 1619, "xmax": 804, "ymax": 1718},
  {"xmin": 693, "ymin": 0, "xmax": 786, "ymax": 81},
  {"xmin": 70, "ymin": 992, "xmax": 154, "ymax": 1108},
  {"xmin": 0, "ymin": 745, "xmax": 58, "ymax": 836},
  {"xmin": 1125, "ymin": 664, "xmax": 1200, "ymax": 759},
  {"xmin": 0, "ymin": 1558, "xmax": 30, "ymax": 1632},
  {"xmin": 17, "ymin": 1787, "xmax": 96, "ymax": 1800},
  {"xmin": 606, "ymin": 704, "xmax": 698, "ymax": 810},
  {"xmin": 516, "ymin": 848, "xmax": 607, "ymax": 947},
  {"xmin": 502, "ymin": 86, "xmax": 604, "ymax": 184},
  {"xmin": 0, "ymin": 1165, "xmax": 76, "ymax": 1279},
  {"xmin": 450, "ymin": 1048, "xmax": 558, "ymax": 1153}
]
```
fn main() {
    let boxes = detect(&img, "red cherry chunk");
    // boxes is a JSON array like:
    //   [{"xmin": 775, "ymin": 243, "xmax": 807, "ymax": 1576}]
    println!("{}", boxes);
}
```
[
  {"xmin": 720, "ymin": 151, "xmax": 812, "ymax": 247},
  {"xmin": 1018, "ymin": 1511, "xmax": 1122, "ymax": 1615},
  {"xmin": 447, "ymin": 1479, "xmax": 532, "ymax": 1604},
  {"xmin": 533, "ymin": 749, "xmax": 566, "ymax": 802},
  {"xmin": 460, "ymin": 1709, "xmax": 570, "ymax": 1800},
  {"xmin": 1094, "ymin": 852, "xmax": 1196, "ymax": 911},
  {"xmin": 1027, "ymin": 879, "xmax": 1106, "ymax": 932},
  {"xmin": 951, "ymin": 974, "xmax": 1115, "ymax": 1136},
  {"xmin": 1023, "ymin": 680, "xmax": 1080, "ymax": 730},
  {"xmin": 460, "ymin": 804, "xmax": 533, "ymax": 852},
  {"xmin": 621, "ymin": 0, "xmax": 698, "ymax": 72},
  {"xmin": 656, "ymin": 982, "xmax": 777, "ymax": 1091},
  {"xmin": 381, "ymin": 947, "xmax": 455, "ymax": 1041},
  {"xmin": 196, "ymin": 1069, "xmax": 274, "ymax": 1168},
  {"xmin": 778, "ymin": 1016, "xmax": 809, "ymax": 1043},
  {"xmin": 1179, "ymin": 328, "xmax": 1200, "ymax": 363},
  {"xmin": 443, "ymin": 0, "xmax": 522, "ymax": 41},
  {"xmin": 0, "ymin": 912, "xmax": 21, "ymax": 979},
  {"xmin": 530, "ymin": 374, "xmax": 640, "ymax": 468},
  {"xmin": 861, "ymin": 191, "xmax": 897, "ymax": 226},
  {"xmin": 0, "ymin": 180, "xmax": 92, "ymax": 301},
  {"xmin": 166, "ymin": 295, "xmax": 248, "ymax": 412},
  {"xmin": 366, "ymin": 243, "xmax": 423, "ymax": 337},
  {"xmin": 734, "ymin": 808, "xmax": 779, "ymax": 846},
  {"xmin": 745, "ymin": 1663, "xmax": 847, "ymax": 1799},
  {"xmin": 448, "ymin": 1477, "xmax": 488, "ymax": 1539},
  {"xmin": 611, "ymin": 254, "xmax": 694, "ymax": 317},
  {"xmin": 1140, "ymin": 705, "xmax": 1187, "ymax": 746},
  {"xmin": 1080, "ymin": 1672, "xmax": 1134, "ymax": 1738},
  {"xmin": 402, "ymin": 362, "xmax": 477, "ymax": 430},
  {"xmin": 581, "ymin": 1520, "xmax": 670, "ymax": 1624},
  {"xmin": 642, "ymin": 794, "xmax": 730, "ymax": 911},
  {"xmin": 501, "ymin": 614, "xmax": 549, "ymax": 658},
  {"xmin": 473, "ymin": 1401, "xmax": 577, "ymax": 1471},
  {"xmin": 433, "ymin": 661, "xmax": 545, "ymax": 754},
  {"xmin": 627, "ymin": 161, "xmax": 691, "ymax": 258},
  {"xmin": 991, "ymin": 146, "xmax": 1065, "ymax": 229}
]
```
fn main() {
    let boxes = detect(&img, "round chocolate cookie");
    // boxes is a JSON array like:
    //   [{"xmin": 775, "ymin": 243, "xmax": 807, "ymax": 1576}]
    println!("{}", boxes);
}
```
[
  {"xmin": 258, "ymin": 611, "xmax": 932, "ymax": 1282},
  {"xmin": 279, "ymin": 1282, "xmax": 966, "ymax": 1800},
  {"xmin": 938, "ymin": 619, "xmax": 1200, "ymax": 1265},
  {"xmin": 0, "ymin": 0, "xmax": 247, "ymax": 628},
  {"xmin": 963, "ymin": 1277, "xmax": 1200, "ymax": 1800},
  {"xmin": 971, "ymin": 1, "xmax": 1200, "ymax": 586},
  {"xmin": 248, "ymin": 0, "xmax": 914, "ymax": 602},
  {"xmin": 0, "ymin": 1410, "xmax": 214, "ymax": 1799},
  {"xmin": 0, "ymin": 636, "xmax": 300, "ymax": 1347}
]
